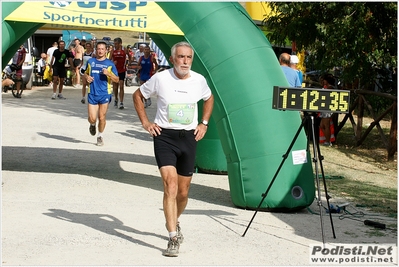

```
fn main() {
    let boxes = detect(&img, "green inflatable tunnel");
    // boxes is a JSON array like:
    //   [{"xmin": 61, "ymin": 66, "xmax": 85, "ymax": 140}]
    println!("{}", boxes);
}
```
[{"xmin": 2, "ymin": 2, "xmax": 315, "ymax": 210}]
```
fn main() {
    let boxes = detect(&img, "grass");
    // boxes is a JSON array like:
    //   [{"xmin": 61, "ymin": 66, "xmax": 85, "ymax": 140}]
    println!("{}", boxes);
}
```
[
  {"xmin": 324, "ymin": 178, "xmax": 397, "ymax": 216},
  {"xmin": 315, "ymin": 116, "xmax": 397, "ymax": 217}
]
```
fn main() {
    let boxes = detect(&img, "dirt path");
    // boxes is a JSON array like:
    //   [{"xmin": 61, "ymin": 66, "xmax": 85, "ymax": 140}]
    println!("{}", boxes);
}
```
[{"xmin": 2, "ymin": 85, "xmax": 397, "ymax": 265}]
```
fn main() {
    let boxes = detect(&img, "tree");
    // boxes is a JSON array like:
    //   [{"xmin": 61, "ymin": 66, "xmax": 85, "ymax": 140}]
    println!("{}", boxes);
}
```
[{"xmin": 263, "ymin": 2, "xmax": 397, "ymax": 94}]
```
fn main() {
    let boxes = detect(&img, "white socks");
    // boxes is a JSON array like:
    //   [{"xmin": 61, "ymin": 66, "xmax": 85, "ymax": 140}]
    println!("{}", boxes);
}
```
[{"xmin": 169, "ymin": 232, "xmax": 177, "ymax": 239}]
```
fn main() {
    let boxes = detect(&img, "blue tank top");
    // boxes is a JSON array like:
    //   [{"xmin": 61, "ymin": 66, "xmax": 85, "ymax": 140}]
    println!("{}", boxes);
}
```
[{"xmin": 139, "ymin": 55, "xmax": 154, "ymax": 81}]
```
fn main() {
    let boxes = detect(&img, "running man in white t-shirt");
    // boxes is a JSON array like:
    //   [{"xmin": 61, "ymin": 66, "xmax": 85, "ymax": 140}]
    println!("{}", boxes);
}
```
[{"xmin": 133, "ymin": 41, "xmax": 214, "ymax": 257}]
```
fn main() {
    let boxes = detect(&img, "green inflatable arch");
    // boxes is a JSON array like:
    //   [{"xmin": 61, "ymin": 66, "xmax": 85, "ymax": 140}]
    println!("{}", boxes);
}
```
[{"xmin": 2, "ymin": 2, "xmax": 315, "ymax": 210}]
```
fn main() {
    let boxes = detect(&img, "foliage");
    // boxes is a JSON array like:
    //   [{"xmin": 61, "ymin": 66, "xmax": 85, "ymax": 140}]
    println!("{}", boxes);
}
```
[{"xmin": 263, "ymin": 2, "xmax": 397, "ymax": 94}]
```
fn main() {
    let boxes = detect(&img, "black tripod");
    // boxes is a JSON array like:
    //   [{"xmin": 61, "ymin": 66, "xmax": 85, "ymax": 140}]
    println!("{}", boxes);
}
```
[{"xmin": 242, "ymin": 114, "xmax": 336, "ymax": 245}]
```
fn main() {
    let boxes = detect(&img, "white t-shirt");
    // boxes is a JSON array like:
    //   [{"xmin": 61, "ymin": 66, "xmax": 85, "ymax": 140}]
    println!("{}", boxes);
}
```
[
  {"xmin": 140, "ymin": 68, "xmax": 212, "ymax": 130},
  {"xmin": 37, "ymin": 58, "xmax": 46, "ymax": 72},
  {"xmin": 47, "ymin": 46, "xmax": 57, "ymax": 64},
  {"xmin": 134, "ymin": 51, "xmax": 144, "ymax": 62}
]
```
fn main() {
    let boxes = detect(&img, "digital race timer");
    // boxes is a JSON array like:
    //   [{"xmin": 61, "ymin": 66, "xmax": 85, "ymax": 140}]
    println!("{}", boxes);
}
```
[{"xmin": 272, "ymin": 86, "xmax": 350, "ymax": 113}]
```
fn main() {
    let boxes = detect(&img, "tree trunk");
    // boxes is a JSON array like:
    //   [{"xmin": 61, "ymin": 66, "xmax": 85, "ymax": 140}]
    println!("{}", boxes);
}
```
[
  {"xmin": 388, "ymin": 101, "xmax": 397, "ymax": 161},
  {"xmin": 355, "ymin": 96, "xmax": 364, "ymax": 143}
]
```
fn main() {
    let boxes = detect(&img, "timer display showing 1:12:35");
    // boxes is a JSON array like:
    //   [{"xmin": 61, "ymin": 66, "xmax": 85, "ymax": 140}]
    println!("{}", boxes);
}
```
[{"xmin": 272, "ymin": 86, "xmax": 351, "ymax": 113}]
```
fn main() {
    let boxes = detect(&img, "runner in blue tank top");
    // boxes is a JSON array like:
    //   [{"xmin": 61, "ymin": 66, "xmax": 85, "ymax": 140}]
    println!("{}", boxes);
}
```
[{"xmin": 138, "ymin": 46, "xmax": 158, "ymax": 108}]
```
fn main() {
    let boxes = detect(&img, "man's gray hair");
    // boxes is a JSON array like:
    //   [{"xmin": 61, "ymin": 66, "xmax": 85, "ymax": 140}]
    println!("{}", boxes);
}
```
[{"xmin": 171, "ymin": 41, "xmax": 194, "ymax": 58}]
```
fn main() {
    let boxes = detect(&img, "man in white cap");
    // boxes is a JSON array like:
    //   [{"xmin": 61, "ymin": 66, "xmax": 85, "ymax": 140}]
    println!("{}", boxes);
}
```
[
  {"xmin": 290, "ymin": 54, "xmax": 303, "ymax": 86},
  {"xmin": 134, "ymin": 44, "xmax": 146, "ymax": 62}
]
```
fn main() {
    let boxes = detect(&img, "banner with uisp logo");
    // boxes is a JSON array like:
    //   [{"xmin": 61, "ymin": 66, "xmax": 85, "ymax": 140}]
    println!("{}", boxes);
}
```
[{"xmin": 4, "ymin": 1, "xmax": 183, "ymax": 35}]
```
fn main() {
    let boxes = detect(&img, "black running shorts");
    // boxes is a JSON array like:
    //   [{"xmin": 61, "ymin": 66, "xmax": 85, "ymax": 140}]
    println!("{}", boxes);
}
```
[
  {"xmin": 73, "ymin": 58, "xmax": 82, "ymax": 68},
  {"xmin": 154, "ymin": 128, "xmax": 197, "ymax": 177},
  {"xmin": 52, "ymin": 66, "xmax": 66, "ymax": 78},
  {"xmin": 118, "ymin": 71, "xmax": 126, "ymax": 81}
]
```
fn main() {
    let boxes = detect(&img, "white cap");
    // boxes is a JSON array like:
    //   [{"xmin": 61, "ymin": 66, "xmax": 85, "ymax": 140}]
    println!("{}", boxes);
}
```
[{"xmin": 290, "ymin": 55, "xmax": 299, "ymax": 64}]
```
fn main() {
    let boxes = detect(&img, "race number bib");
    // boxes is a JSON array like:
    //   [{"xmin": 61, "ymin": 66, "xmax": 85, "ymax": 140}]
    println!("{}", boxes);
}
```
[{"xmin": 168, "ymin": 103, "xmax": 195, "ymax": 125}]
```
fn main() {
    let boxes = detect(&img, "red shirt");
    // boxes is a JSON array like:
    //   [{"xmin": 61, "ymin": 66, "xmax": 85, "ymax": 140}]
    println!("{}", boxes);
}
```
[{"xmin": 112, "ymin": 49, "xmax": 126, "ymax": 73}]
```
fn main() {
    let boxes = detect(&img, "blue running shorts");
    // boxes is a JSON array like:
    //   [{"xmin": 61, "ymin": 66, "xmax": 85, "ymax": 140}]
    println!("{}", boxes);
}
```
[{"xmin": 88, "ymin": 93, "xmax": 112, "ymax": 105}]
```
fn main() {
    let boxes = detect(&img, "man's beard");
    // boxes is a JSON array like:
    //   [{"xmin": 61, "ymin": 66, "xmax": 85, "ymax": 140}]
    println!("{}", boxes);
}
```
[{"xmin": 175, "ymin": 66, "xmax": 190, "ymax": 77}]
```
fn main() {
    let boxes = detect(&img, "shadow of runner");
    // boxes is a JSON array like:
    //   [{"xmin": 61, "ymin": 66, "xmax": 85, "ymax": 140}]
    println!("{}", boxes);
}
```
[
  {"xmin": 2, "ymin": 146, "xmax": 233, "ymax": 207},
  {"xmin": 43, "ymin": 209, "xmax": 165, "ymax": 252},
  {"xmin": 37, "ymin": 132, "xmax": 92, "ymax": 144}
]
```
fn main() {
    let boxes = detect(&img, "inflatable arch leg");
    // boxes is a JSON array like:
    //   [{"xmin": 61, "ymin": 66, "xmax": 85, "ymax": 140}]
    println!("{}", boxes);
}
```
[{"xmin": 157, "ymin": 2, "xmax": 315, "ymax": 210}]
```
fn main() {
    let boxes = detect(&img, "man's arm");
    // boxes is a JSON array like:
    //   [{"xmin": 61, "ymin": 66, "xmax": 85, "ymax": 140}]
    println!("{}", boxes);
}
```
[
  {"xmin": 129, "ymin": 52, "xmax": 133, "ymax": 64},
  {"xmin": 2, "ymin": 78, "xmax": 14, "ymax": 87},
  {"xmin": 19, "ymin": 52, "xmax": 26, "ymax": 68},
  {"xmin": 68, "ymin": 57, "xmax": 74, "ymax": 69},
  {"xmin": 64, "ymin": 51, "xmax": 72, "ymax": 68},
  {"xmin": 133, "ymin": 88, "xmax": 161, "ymax": 136},
  {"xmin": 50, "ymin": 56, "xmax": 55, "ymax": 69},
  {"xmin": 194, "ymin": 94, "xmax": 214, "ymax": 141},
  {"xmin": 103, "ymin": 68, "xmax": 119, "ymax": 83},
  {"xmin": 152, "ymin": 56, "xmax": 159, "ymax": 71},
  {"xmin": 295, "ymin": 74, "xmax": 302, "ymax": 88},
  {"xmin": 201, "ymin": 94, "xmax": 214, "ymax": 123}
]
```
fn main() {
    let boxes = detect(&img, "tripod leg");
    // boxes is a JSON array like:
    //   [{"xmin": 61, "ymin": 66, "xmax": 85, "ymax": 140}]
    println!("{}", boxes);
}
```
[
  {"xmin": 316, "ymin": 141, "xmax": 337, "ymax": 239},
  {"xmin": 242, "ymin": 117, "xmax": 308, "ymax": 237},
  {"xmin": 310, "ymin": 116, "xmax": 326, "ymax": 245}
]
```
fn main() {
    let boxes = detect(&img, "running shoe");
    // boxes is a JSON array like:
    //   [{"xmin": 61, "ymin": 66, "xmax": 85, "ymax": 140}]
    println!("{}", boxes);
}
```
[
  {"xmin": 51, "ymin": 93, "xmax": 57, "ymax": 100},
  {"xmin": 165, "ymin": 222, "xmax": 184, "ymax": 244},
  {"xmin": 176, "ymin": 222, "xmax": 184, "ymax": 244},
  {"xmin": 119, "ymin": 102, "xmax": 124, "ymax": 110},
  {"xmin": 57, "ymin": 94, "xmax": 66, "ymax": 100},
  {"xmin": 147, "ymin": 98, "xmax": 152, "ymax": 107},
  {"xmin": 81, "ymin": 97, "xmax": 85, "ymax": 104},
  {"xmin": 114, "ymin": 100, "xmax": 118, "ymax": 108},
  {"xmin": 89, "ymin": 125, "xmax": 96, "ymax": 136},
  {"xmin": 163, "ymin": 236, "xmax": 179, "ymax": 257},
  {"xmin": 96, "ymin": 136, "xmax": 104, "ymax": 146}
]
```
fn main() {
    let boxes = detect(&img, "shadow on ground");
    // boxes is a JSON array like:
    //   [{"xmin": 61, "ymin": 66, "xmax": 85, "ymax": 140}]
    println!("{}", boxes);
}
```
[{"xmin": 2, "ymin": 146, "xmax": 233, "ymax": 208}]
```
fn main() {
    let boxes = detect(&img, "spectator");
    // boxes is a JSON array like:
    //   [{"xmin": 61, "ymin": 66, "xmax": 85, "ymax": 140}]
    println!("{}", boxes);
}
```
[
  {"xmin": 80, "ymin": 39, "xmax": 87, "ymax": 49},
  {"xmin": 11, "ymin": 44, "xmax": 26, "ymax": 98},
  {"xmin": 107, "ymin": 44, "xmax": 114, "ymax": 59},
  {"xmin": 319, "ymin": 73, "xmax": 336, "ymax": 146},
  {"xmin": 46, "ymin": 42, "xmax": 58, "ymax": 66},
  {"xmin": 111, "ymin": 37, "xmax": 130, "ymax": 109},
  {"xmin": 73, "ymin": 38, "xmax": 84, "ymax": 88},
  {"xmin": 137, "ymin": 45, "xmax": 158, "ymax": 108},
  {"xmin": 37, "ymin": 53, "xmax": 47, "ymax": 85},
  {"xmin": 279, "ymin": 53, "xmax": 301, "ymax": 87},
  {"xmin": 49, "ymin": 40, "xmax": 73, "ymax": 99},
  {"xmin": 290, "ymin": 55, "xmax": 303, "ymax": 86},
  {"xmin": 126, "ymin": 45, "xmax": 134, "ymax": 67},
  {"xmin": 134, "ymin": 44, "xmax": 145, "ymax": 62},
  {"xmin": 80, "ymin": 42, "xmax": 94, "ymax": 104}
]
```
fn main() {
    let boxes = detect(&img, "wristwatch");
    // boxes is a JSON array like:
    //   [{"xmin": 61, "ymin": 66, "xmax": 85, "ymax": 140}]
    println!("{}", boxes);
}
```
[{"xmin": 201, "ymin": 120, "xmax": 209, "ymax": 126}]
